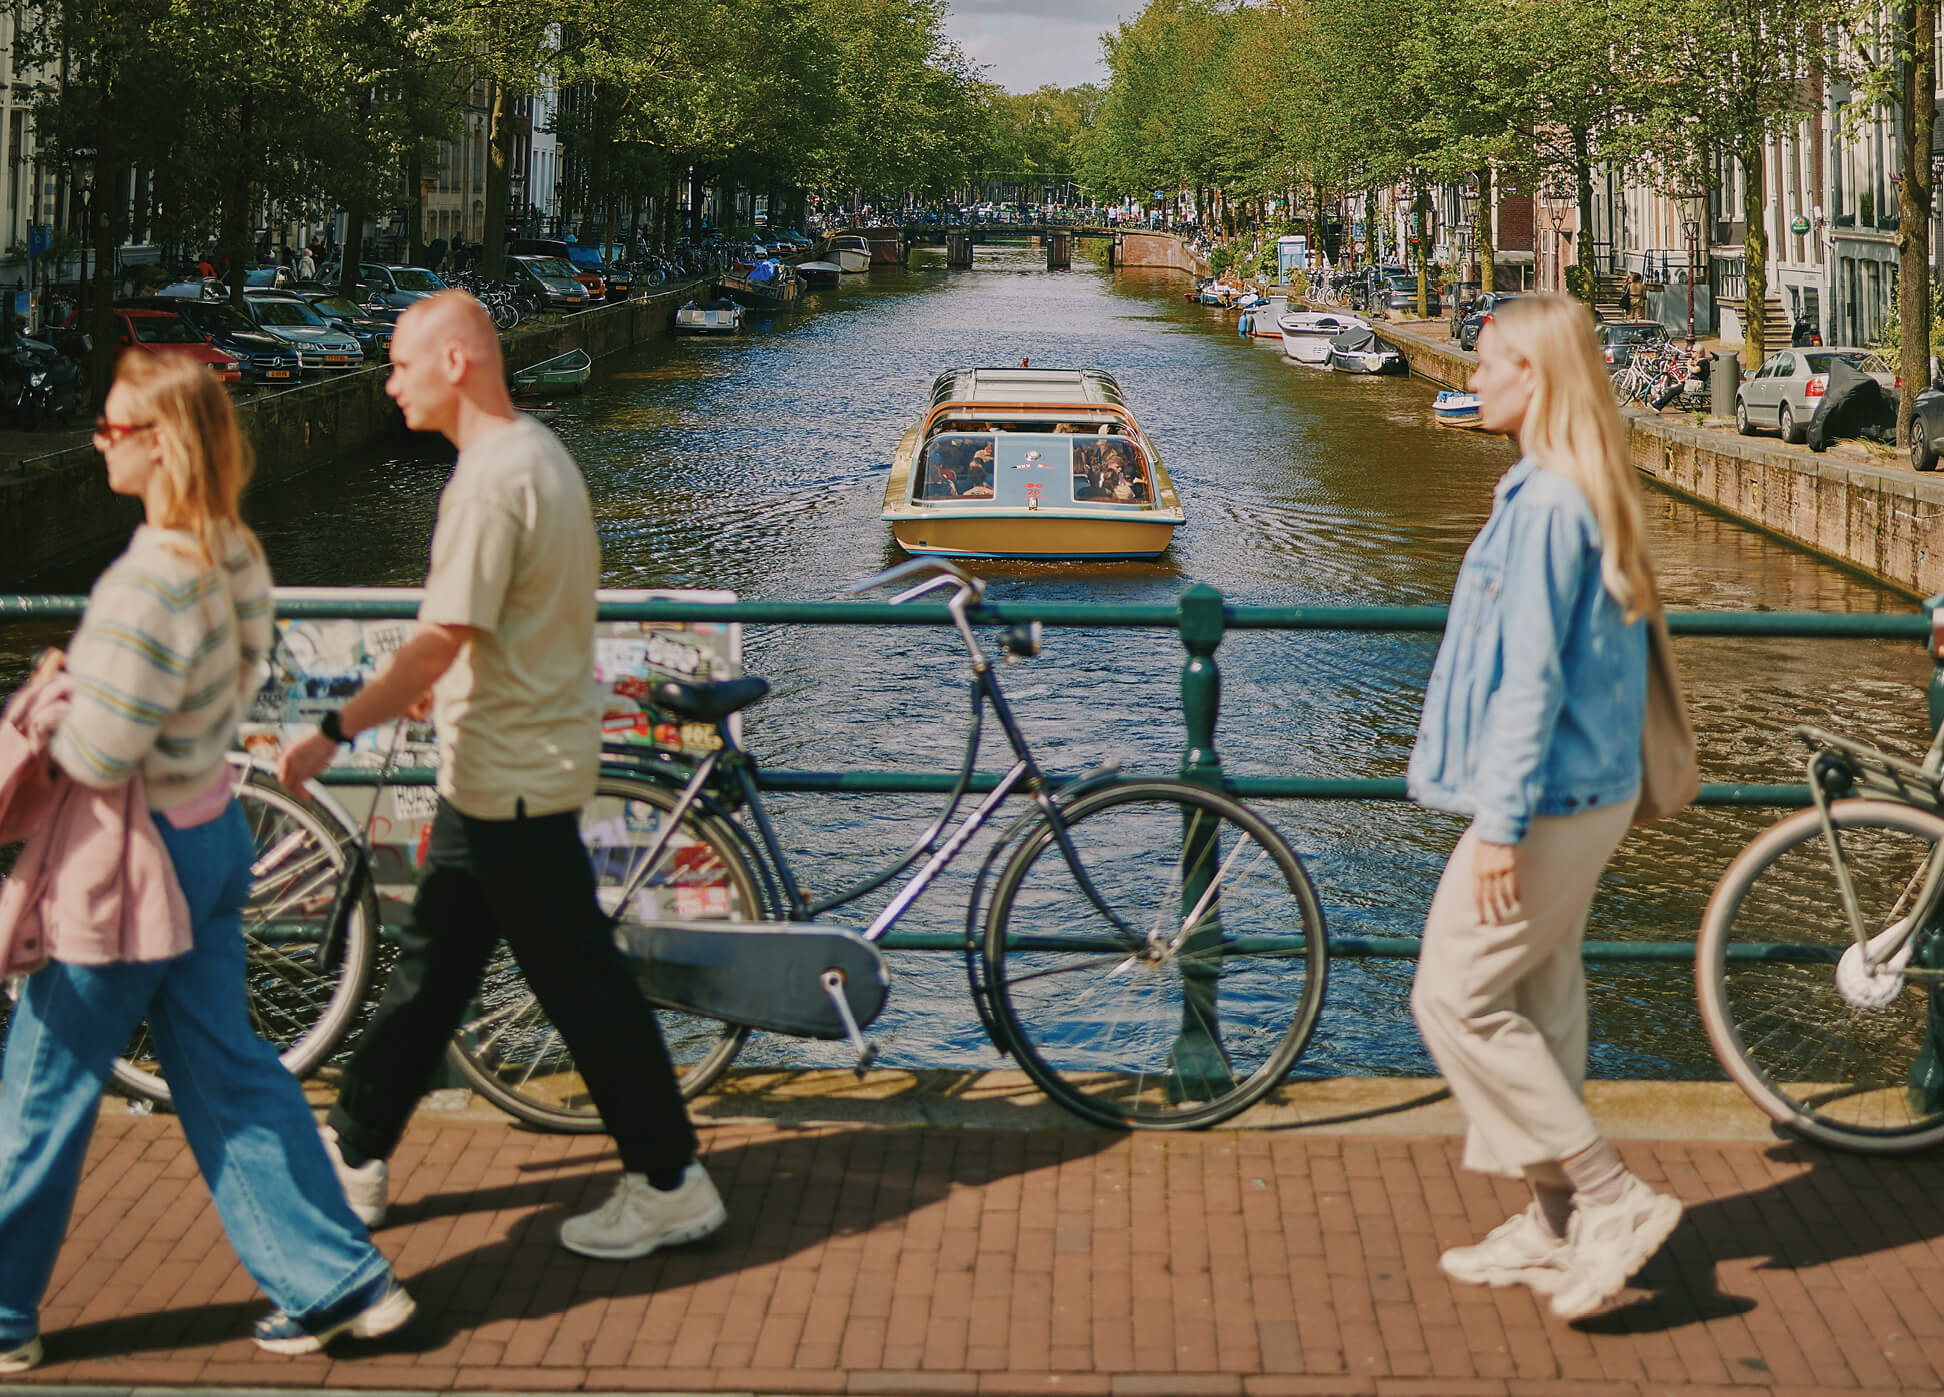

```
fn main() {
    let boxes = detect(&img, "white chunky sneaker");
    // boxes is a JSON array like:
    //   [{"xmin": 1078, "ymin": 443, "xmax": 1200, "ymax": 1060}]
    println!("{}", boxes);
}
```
[
  {"xmin": 321, "ymin": 1125, "xmax": 389, "ymax": 1229},
  {"xmin": 558, "ymin": 1162, "xmax": 727, "ymax": 1261},
  {"xmin": 0, "ymin": 1335, "xmax": 42, "ymax": 1373},
  {"xmin": 1439, "ymin": 1207, "xmax": 1570, "ymax": 1293},
  {"xmin": 1549, "ymin": 1176, "xmax": 1684, "ymax": 1320}
]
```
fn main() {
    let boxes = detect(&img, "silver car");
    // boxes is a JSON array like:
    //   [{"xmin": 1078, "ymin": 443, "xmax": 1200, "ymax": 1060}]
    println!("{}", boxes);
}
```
[
  {"xmin": 243, "ymin": 291, "xmax": 364, "ymax": 373},
  {"xmin": 1736, "ymin": 347, "xmax": 1893, "ymax": 444}
]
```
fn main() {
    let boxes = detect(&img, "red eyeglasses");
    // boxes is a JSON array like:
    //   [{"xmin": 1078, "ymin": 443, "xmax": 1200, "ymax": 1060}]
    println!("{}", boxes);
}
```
[{"xmin": 93, "ymin": 417, "xmax": 155, "ymax": 445}]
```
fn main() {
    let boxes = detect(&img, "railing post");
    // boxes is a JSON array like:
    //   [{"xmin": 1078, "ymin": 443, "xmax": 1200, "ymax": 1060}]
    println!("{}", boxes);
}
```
[
  {"xmin": 1914, "ymin": 596, "xmax": 1944, "ymax": 1110},
  {"xmin": 1929, "ymin": 597, "xmax": 1944, "ymax": 736},
  {"xmin": 1172, "ymin": 584, "xmax": 1231, "ymax": 1100}
]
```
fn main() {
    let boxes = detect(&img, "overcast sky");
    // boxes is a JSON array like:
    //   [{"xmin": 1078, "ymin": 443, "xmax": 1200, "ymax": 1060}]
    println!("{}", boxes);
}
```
[{"xmin": 942, "ymin": 0, "xmax": 1132, "ymax": 93}]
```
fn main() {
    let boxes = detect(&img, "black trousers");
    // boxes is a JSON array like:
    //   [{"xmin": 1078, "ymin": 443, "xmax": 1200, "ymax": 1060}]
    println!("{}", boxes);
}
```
[{"xmin": 327, "ymin": 798, "xmax": 697, "ymax": 1178}]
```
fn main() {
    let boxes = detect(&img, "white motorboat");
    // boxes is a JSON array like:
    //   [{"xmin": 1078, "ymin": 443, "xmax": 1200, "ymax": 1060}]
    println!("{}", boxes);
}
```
[
  {"xmin": 1241, "ymin": 296, "xmax": 1287, "ymax": 341},
  {"xmin": 828, "ymin": 235, "xmax": 871, "ymax": 273},
  {"xmin": 1278, "ymin": 310, "xmax": 1367, "ymax": 364},
  {"xmin": 674, "ymin": 298, "xmax": 744, "ymax": 334}
]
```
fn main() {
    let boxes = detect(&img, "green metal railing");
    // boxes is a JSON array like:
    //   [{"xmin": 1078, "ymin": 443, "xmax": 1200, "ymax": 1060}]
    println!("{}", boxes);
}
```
[{"xmin": 5, "ymin": 585, "xmax": 1937, "ymax": 964}]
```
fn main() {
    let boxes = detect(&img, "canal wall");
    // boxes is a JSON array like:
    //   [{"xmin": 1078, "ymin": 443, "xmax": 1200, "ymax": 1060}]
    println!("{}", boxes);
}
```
[
  {"xmin": 1378, "ymin": 316, "xmax": 1944, "ymax": 599},
  {"xmin": 0, "ymin": 278, "xmax": 709, "ymax": 584},
  {"xmin": 1115, "ymin": 231, "xmax": 1208, "ymax": 278}
]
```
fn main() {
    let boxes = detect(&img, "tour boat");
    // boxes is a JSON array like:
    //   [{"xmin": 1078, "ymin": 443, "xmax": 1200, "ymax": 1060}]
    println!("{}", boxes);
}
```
[
  {"xmin": 1279, "ymin": 310, "xmax": 1367, "ymax": 364},
  {"xmin": 1324, "ymin": 324, "xmax": 1406, "ymax": 375},
  {"xmin": 880, "ymin": 366, "xmax": 1185, "ymax": 560},
  {"xmin": 828, "ymin": 235, "xmax": 871, "ymax": 273},
  {"xmin": 674, "ymin": 298, "xmax": 745, "ymax": 334},
  {"xmin": 1432, "ymin": 390, "xmax": 1484, "ymax": 428}
]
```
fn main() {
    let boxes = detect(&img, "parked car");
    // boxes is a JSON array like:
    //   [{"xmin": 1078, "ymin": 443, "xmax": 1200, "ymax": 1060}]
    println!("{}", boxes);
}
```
[
  {"xmin": 510, "ymin": 239, "xmax": 606, "ymax": 298},
  {"xmin": 1358, "ymin": 267, "xmax": 1440, "ymax": 316},
  {"xmin": 344, "ymin": 264, "xmax": 447, "ymax": 311},
  {"xmin": 298, "ymin": 291, "xmax": 394, "ymax": 360},
  {"xmin": 61, "ymin": 308, "xmax": 240, "ymax": 384},
  {"xmin": 1595, "ymin": 319, "xmax": 1671, "ymax": 371},
  {"xmin": 1904, "ymin": 371, "xmax": 1944, "ymax": 472},
  {"xmin": 505, "ymin": 255, "xmax": 594, "ymax": 311},
  {"xmin": 124, "ymin": 295, "xmax": 301, "ymax": 385},
  {"xmin": 1735, "ymin": 347, "xmax": 1894, "ymax": 444},
  {"xmin": 1455, "ymin": 292, "xmax": 1526, "ymax": 351},
  {"xmin": 242, "ymin": 290, "xmax": 364, "ymax": 372}
]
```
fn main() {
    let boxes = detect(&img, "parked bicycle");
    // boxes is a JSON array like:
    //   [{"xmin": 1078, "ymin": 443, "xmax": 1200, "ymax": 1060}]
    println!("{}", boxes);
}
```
[
  {"xmin": 1697, "ymin": 718, "xmax": 1944, "ymax": 1154},
  {"xmin": 3, "ymin": 562, "xmax": 1329, "ymax": 1132}
]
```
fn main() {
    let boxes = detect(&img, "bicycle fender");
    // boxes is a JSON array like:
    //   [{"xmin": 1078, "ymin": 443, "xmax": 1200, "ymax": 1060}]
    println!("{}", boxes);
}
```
[{"xmin": 615, "ymin": 919, "xmax": 888, "ymax": 1040}]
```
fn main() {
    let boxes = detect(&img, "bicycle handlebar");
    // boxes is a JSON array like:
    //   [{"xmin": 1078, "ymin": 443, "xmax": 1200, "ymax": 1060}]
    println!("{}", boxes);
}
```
[{"xmin": 849, "ymin": 558, "xmax": 987, "ymax": 608}]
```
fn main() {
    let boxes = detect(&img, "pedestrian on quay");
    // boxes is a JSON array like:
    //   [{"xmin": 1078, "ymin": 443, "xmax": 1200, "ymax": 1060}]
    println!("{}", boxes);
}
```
[
  {"xmin": 297, "ymin": 245, "xmax": 317, "ymax": 282},
  {"xmin": 0, "ymin": 353, "xmax": 413, "ymax": 1375},
  {"xmin": 278, "ymin": 292, "xmax": 724, "ymax": 1260},
  {"xmin": 1407, "ymin": 293, "xmax": 1686, "ymax": 1321}
]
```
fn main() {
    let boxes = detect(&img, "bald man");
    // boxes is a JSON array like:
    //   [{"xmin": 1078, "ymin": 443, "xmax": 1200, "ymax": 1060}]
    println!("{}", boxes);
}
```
[{"xmin": 279, "ymin": 293, "xmax": 721, "ymax": 1260}]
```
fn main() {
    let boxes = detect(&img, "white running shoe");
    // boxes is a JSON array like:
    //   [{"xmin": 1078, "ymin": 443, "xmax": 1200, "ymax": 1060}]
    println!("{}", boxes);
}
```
[
  {"xmin": 0, "ymin": 1335, "xmax": 42, "ymax": 1374},
  {"xmin": 1439, "ymin": 1207, "xmax": 1570, "ymax": 1293},
  {"xmin": 321, "ymin": 1125, "xmax": 389, "ymax": 1229},
  {"xmin": 558, "ymin": 1162, "xmax": 727, "ymax": 1261},
  {"xmin": 1550, "ymin": 1176, "xmax": 1684, "ymax": 1320}
]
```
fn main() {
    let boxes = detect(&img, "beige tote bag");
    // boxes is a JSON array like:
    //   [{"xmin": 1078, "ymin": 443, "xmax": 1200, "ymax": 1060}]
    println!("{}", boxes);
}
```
[{"xmin": 1634, "ymin": 609, "xmax": 1699, "ymax": 825}]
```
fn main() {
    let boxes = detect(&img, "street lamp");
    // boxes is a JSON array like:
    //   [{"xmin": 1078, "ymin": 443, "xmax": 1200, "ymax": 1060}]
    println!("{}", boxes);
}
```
[
  {"xmin": 1456, "ymin": 179, "xmax": 1480, "ymax": 283},
  {"xmin": 1541, "ymin": 193, "xmax": 1568, "ymax": 293},
  {"xmin": 1679, "ymin": 190, "xmax": 1706, "ymax": 343}
]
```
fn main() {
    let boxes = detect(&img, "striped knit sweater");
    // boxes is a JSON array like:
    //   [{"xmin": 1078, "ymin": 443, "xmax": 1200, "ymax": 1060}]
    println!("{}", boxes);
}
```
[{"xmin": 51, "ymin": 523, "xmax": 274, "ymax": 810}]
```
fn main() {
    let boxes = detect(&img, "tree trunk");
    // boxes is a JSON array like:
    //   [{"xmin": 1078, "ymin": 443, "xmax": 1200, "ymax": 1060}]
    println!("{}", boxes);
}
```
[
  {"xmin": 406, "ymin": 143, "xmax": 425, "ymax": 268},
  {"xmin": 481, "ymin": 77, "xmax": 512, "ymax": 281},
  {"xmin": 1741, "ymin": 132, "xmax": 1768, "ymax": 370},
  {"xmin": 338, "ymin": 205, "xmax": 366, "ymax": 297},
  {"xmin": 660, "ymin": 168, "xmax": 678, "ymax": 250},
  {"xmin": 1572, "ymin": 128, "xmax": 1596, "ymax": 301},
  {"xmin": 1412, "ymin": 186, "xmax": 1431, "ymax": 318},
  {"xmin": 87, "ymin": 108, "xmax": 123, "ymax": 406},
  {"xmin": 224, "ymin": 86, "xmax": 255, "ymax": 311},
  {"xmin": 1476, "ymin": 164, "xmax": 1496, "ymax": 293},
  {"xmin": 689, "ymin": 168, "xmax": 705, "ymax": 241},
  {"xmin": 1899, "ymin": 0, "xmax": 1937, "ymax": 445}
]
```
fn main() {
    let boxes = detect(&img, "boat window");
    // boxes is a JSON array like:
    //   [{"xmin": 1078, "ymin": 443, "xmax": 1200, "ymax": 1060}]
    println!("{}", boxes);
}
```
[
  {"xmin": 1071, "ymin": 436, "xmax": 1153, "ymax": 507},
  {"xmin": 918, "ymin": 434, "xmax": 998, "ymax": 501}
]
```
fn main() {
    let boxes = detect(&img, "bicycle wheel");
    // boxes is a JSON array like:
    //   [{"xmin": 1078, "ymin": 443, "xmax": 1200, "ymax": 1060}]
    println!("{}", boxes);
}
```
[
  {"xmin": 112, "ymin": 766, "xmax": 378, "ymax": 1104},
  {"xmin": 983, "ymin": 779, "xmax": 1327, "ymax": 1129},
  {"xmin": 445, "ymin": 774, "xmax": 753, "ymax": 1131},
  {"xmin": 1698, "ymin": 798, "xmax": 1944, "ymax": 1154}
]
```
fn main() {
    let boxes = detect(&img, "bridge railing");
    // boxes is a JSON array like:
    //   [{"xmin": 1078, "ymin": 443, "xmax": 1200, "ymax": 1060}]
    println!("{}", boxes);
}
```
[{"xmin": 2, "ymin": 584, "xmax": 1937, "ymax": 964}]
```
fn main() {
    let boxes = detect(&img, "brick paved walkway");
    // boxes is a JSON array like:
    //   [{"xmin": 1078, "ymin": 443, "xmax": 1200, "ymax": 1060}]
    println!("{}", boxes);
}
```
[{"xmin": 12, "ymin": 1108, "xmax": 1944, "ymax": 1396}]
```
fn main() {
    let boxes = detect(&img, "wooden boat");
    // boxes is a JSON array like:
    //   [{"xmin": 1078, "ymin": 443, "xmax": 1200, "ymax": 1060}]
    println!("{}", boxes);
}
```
[
  {"xmin": 880, "ymin": 366, "xmax": 1184, "ymax": 560},
  {"xmin": 509, "ymin": 347, "xmax": 592, "ymax": 396},
  {"xmin": 828, "ymin": 235, "xmax": 871, "ymax": 273},
  {"xmin": 1278, "ymin": 311, "xmax": 1367, "ymax": 364},
  {"xmin": 717, "ymin": 263, "xmax": 803, "ymax": 308},
  {"xmin": 1432, "ymin": 390, "xmax": 1484, "ymax": 428},
  {"xmin": 675, "ymin": 298, "xmax": 744, "ymax": 334}
]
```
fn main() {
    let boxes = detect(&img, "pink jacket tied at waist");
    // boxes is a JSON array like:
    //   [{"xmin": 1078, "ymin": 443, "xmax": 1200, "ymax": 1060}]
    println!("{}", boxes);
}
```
[{"xmin": 0, "ymin": 672, "xmax": 192, "ymax": 974}]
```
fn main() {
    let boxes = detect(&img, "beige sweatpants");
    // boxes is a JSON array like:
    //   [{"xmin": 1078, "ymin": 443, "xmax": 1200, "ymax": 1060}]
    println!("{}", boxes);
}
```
[{"xmin": 1409, "ymin": 803, "xmax": 1634, "ymax": 1179}]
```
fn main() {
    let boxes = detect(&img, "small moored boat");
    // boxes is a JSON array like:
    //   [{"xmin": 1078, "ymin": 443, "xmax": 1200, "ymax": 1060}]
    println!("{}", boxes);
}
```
[
  {"xmin": 1324, "ymin": 324, "xmax": 1405, "ymax": 375},
  {"xmin": 717, "ymin": 261, "xmax": 803, "ymax": 308},
  {"xmin": 675, "ymin": 298, "xmax": 745, "ymax": 334},
  {"xmin": 509, "ymin": 347, "xmax": 592, "ymax": 396},
  {"xmin": 880, "ymin": 366, "xmax": 1184, "ymax": 560},
  {"xmin": 1239, "ymin": 296, "xmax": 1287, "ymax": 340},
  {"xmin": 828, "ymin": 235, "xmax": 871, "ymax": 273},
  {"xmin": 797, "ymin": 260, "xmax": 842, "ymax": 287},
  {"xmin": 1432, "ymin": 390, "xmax": 1484, "ymax": 428},
  {"xmin": 1278, "ymin": 310, "xmax": 1367, "ymax": 364}
]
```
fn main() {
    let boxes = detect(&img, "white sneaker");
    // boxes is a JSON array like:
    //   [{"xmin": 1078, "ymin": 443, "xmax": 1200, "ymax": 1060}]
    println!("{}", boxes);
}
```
[
  {"xmin": 320, "ymin": 1125, "xmax": 389, "ymax": 1229},
  {"xmin": 558, "ymin": 1162, "xmax": 727, "ymax": 1261},
  {"xmin": 1550, "ymin": 1176, "xmax": 1683, "ymax": 1320},
  {"xmin": 0, "ymin": 1336, "xmax": 41, "ymax": 1374},
  {"xmin": 1439, "ymin": 1206, "xmax": 1570, "ymax": 1293}
]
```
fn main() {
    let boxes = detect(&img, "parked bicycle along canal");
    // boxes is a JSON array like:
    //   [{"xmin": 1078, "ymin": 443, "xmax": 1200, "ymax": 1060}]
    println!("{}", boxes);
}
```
[{"xmin": 8, "ymin": 244, "xmax": 1932, "ymax": 1083}]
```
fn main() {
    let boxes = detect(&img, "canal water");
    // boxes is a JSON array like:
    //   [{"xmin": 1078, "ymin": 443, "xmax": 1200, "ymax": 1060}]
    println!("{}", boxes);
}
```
[{"xmin": 8, "ymin": 245, "xmax": 1932, "ymax": 1080}]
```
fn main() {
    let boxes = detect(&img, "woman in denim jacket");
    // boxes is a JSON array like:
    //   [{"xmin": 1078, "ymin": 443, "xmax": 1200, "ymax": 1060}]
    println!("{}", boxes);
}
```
[{"xmin": 1408, "ymin": 296, "xmax": 1681, "ymax": 1321}]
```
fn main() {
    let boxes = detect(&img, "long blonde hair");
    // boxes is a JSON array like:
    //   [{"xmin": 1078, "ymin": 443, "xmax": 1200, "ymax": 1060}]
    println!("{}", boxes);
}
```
[
  {"xmin": 1486, "ymin": 295, "xmax": 1659, "ymax": 620},
  {"xmin": 112, "ymin": 349, "xmax": 259, "ymax": 565}
]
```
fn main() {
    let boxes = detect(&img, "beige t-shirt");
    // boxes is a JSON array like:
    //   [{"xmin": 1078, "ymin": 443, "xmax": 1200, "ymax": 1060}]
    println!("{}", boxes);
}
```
[{"xmin": 419, "ymin": 415, "xmax": 600, "ymax": 818}]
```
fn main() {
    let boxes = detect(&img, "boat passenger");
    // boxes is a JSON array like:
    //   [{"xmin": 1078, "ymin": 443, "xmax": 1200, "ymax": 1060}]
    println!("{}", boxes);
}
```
[{"xmin": 958, "ymin": 465, "xmax": 994, "ymax": 499}]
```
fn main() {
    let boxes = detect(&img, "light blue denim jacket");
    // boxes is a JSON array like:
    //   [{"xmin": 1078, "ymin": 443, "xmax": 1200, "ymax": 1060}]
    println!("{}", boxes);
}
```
[{"xmin": 1407, "ymin": 456, "xmax": 1646, "ymax": 844}]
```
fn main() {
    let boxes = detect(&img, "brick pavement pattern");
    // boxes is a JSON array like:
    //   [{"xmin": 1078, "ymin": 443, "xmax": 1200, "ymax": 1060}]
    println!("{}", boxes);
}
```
[{"xmin": 10, "ymin": 1113, "xmax": 1944, "ymax": 1396}]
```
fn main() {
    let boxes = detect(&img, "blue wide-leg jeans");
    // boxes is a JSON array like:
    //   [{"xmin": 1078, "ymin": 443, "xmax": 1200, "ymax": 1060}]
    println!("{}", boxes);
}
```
[{"xmin": 0, "ymin": 799, "xmax": 389, "ymax": 1344}]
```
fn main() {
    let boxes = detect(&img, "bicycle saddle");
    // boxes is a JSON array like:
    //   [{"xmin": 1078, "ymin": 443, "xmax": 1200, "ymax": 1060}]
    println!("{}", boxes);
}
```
[{"xmin": 650, "ymin": 675, "xmax": 770, "ymax": 723}]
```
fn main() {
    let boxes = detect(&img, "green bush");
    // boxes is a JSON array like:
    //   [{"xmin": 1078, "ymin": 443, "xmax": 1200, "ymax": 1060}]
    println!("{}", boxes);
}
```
[
  {"xmin": 1209, "ymin": 246, "xmax": 1234, "ymax": 275},
  {"xmin": 1563, "ymin": 264, "xmax": 1592, "ymax": 303}
]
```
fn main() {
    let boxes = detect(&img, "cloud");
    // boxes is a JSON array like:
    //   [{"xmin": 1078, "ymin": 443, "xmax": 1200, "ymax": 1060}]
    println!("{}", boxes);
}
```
[{"xmin": 943, "ymin": 0, "xmax": 1134, "ymax": 93}]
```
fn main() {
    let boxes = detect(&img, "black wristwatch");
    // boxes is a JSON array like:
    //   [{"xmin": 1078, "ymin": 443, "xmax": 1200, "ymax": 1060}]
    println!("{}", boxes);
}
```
[{"xmin": 319, "ymin": 709, "xmax": 349, "ymax": 745}]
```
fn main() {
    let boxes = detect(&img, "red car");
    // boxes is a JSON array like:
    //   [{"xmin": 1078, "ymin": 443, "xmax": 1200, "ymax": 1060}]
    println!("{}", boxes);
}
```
[{"xmin": 62, "ymin": 308, "xmax": 242, "ymax": 384}]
